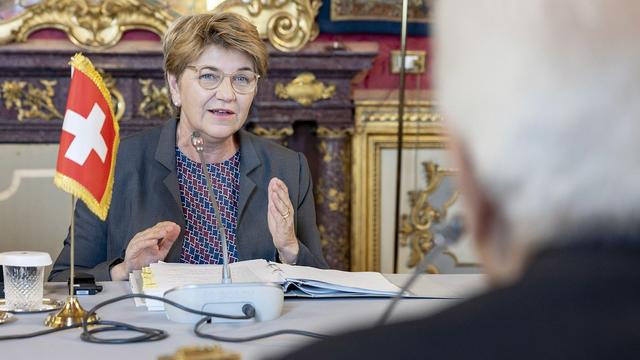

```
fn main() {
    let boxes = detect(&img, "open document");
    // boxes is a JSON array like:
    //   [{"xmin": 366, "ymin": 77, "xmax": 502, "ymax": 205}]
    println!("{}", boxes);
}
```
[{"xmin": 130, "ymin": 259, "xmax": 405, "ymax": 311}]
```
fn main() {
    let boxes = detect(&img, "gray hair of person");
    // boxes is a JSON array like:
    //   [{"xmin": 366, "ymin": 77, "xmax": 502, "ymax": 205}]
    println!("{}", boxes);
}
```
[{"xmin": 434, "ymin": 0, "xmax": 640, "ymax": 248}]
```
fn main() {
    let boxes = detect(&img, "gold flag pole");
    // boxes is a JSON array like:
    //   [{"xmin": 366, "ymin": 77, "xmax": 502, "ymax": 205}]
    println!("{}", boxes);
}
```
[{"xmin": 45, "ymin": 195, "xmax": 98, "ymax": 328}]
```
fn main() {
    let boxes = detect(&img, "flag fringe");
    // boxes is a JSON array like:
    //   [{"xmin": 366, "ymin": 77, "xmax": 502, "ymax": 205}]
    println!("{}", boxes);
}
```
[{"xmin": 54, "ymin": 172, "xmax": 108, "ymax": 221}]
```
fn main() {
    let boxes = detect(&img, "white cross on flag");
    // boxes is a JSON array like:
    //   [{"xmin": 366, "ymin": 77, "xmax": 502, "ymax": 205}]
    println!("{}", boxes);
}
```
[{"xmin": 54, "ymin": 53, "xmax": 119, "ymax": 220}]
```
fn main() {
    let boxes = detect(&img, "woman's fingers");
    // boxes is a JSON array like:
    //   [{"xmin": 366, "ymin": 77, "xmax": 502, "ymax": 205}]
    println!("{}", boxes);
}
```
[
  {"xmin": 269, "ymin": 177, "xmax": 293, "ymax": 218},
  {"xmin": 158, "ymin": 223, "xmax": 181, "ymax": 255},
  {"xmin": 126, "ymin": 222, "xmax": 181, "ymax": 270}
]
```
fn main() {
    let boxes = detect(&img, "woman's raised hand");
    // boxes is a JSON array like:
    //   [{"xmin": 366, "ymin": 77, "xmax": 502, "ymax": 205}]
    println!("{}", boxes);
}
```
[
  {"xmin": 110, "ymin": 221, "xmax": 181, "ymax": 280},
  {"xmin": 267, "ymin": 177, "xmax": 299, "ymax": 264}
]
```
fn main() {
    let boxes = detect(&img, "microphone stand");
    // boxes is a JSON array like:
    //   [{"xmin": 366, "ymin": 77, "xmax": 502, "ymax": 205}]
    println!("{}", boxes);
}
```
[
  {"xmin": 377, "ymin": 215, "xmax": 465, "ymax": 326},
  {"xmin": 191, "ymin": 131, "xmax": 231, "ymax": 284}
]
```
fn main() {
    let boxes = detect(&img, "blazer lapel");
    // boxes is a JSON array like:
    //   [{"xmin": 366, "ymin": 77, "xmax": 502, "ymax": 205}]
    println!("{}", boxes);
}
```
[
  {"xmin": 238, "ymin": 129, "xmax": 261, "ymax": 222},
  {"xmin": 154, "ymin": 118, "xmax": 185, "ymax": 262}
]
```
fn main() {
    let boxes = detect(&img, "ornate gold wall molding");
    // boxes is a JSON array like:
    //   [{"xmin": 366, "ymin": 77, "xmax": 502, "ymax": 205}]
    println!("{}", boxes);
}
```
[
  {"xmin": 1, "ymin": 80, "xmax": 62, "ymax": 121},
  {"xmin": 216, "ymin": 0, "xmax": 321, "ymax": 52},
  {"xmin": 351, "ymin": 99, "xmax": 446, "ymax": 272},
  {"xmin": 399, "ymin": 161, "xmax": 459, "ymax": 268},
  {"xmin": 355, "ymin": 100, "xmax": 442, "ymax": 125},
  {"xmin": 275, "ymin": 72, "xmax": 335, "ymax": 106},
  {"xmin": 249, "ymin": 125, "xmax": 294, "ymax": 140},
  {"xmin": 316, "ymin": 125, "xmax": 353, "ymax": 139},
  {"xmin": 1, "ymin": 70, "xmax": 124, "ymax": 122},
  {"xmin": 0, "ymin": 0, "xmax": 174, "ymax": 50},
  {"xmin": 138, "ymin": 79, "xmax": 172, "ymax": 120},
  {"xmin": 0, "ymin": 1, "xmax": 321, "ymax": 52}
]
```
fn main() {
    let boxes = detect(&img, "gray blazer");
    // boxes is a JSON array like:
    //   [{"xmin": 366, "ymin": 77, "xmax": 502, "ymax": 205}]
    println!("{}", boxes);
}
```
[{"xmin": 50, "ymin": 119, "xmax": 328, "ymax": 281}]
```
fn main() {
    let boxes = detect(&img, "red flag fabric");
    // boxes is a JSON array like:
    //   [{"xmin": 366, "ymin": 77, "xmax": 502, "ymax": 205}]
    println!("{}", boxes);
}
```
[{"xmin": 54, "ymin": 53, "xmax": 119, "ymax": 221}]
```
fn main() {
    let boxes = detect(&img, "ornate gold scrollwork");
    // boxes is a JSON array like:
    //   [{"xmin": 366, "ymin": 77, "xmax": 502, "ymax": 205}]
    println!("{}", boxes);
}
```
[
  {"xmin": 216, "ymin": 0, "xmax": 321, "ymax": 52},
  {"xmin": 355, "ymin": 100, "xmax": 442, "ymax": 124},
  {"xmin": 249, "ymin": 124, "xmax": 294, "ymax": 140},
  {"xmin": 138, "ymin": 79, "xmax": 172, "ymax": 120},
  {"xmin": 316, "ymin": 183, "xmax": 349, "ymax": 214},
  {"xmin": 316, "ymin": 138, "xmax": 350, "ymax": 214},
  {"xmin": 158, "ymin": 345, "xmax": 240, "ymax": 360},
  {"xmin": 0, "ymin": 0, "xmax": 174, "ymax": 50},
  {"xmin": 1, "ymin": 80, "xmax": 62, "ymax": 121},
  {"xmin": 275, "ymin": 72, "xmax": 335, "ymax": 106},
  {"xmin": 399, "ymin": 161, "xmax": 459, "ymax": 269},
  {"xmin": 97, "ymin": 69, "xmax": 125, "ymax": 122},
  {"xmin": 316, "ymin": 125, "xmax": 353, "ymax": 139}
]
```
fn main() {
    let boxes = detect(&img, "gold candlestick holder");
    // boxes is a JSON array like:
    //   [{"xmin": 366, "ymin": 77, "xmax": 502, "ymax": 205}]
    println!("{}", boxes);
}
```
[{"xmin": 45, "ymin": 295, "xmax": 98, "ymax": 328}]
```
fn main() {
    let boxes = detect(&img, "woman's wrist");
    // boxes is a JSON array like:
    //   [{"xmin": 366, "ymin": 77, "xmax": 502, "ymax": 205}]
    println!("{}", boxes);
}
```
[
  {"xmin": 109, "ymin": 262, "xmax": 128, "ymax": 281},
  {"xmin": 277, "ymin": 241, "xmax": 299, "ymax": 265}
]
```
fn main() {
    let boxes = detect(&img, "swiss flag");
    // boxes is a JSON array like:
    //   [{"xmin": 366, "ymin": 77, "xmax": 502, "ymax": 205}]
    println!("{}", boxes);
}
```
[{"xmin": 54, "ymin": 54, "xmax": 119, "ymax": 221}]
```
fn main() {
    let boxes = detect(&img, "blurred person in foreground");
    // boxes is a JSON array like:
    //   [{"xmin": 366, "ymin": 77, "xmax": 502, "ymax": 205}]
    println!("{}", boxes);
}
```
[
  {"xmin": 279, "ymin": 1, "xmax": 640, "ymax": 359},
  {"xmin": 50, "ymin": 12, "xmax": 327, "ymax": 282}
]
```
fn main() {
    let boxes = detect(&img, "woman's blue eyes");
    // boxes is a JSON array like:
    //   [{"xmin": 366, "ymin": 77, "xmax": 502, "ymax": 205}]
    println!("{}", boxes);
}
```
[
  {"xmin": 234, "ymin": 75, "xmax": 250, "ymax": 84},
  {"xmin": 200, "ymin": 73, "xmax": 220, "ymax": 81}
]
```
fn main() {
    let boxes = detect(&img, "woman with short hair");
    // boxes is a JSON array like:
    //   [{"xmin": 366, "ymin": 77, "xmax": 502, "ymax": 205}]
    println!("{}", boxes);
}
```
[{"xmin": 50, "ymin": 12, "xmax": 328, "ymax": 282}]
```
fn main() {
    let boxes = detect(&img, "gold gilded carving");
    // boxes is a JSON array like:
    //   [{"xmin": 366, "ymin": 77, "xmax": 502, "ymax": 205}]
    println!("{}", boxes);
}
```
[
  {"xmin": 316, "ymin": 141, "xmax": 349, "ymax": 214},
  {"xmin": 138, "ymin": 79, "xmax": 172, "ymax": 120},
  {"xmin": 0, "ymin": 0, "xmax": 174, "ymax": 50},
  {"xmin": 275, "ymin": 72, "xmax": 335, "ymax": 106},
  {"xmin": 250, "ymin": 125, "xmax": 294, "ymax": 140},
  {"xmin": 319, "ymin": 186, "xmax": 348, "ymax": 213},
  {"xmin": 158, "ymin": 345, "xmax": 240, "ymax": 360},
  {"xmin": 316, "ymin": 125, "xmax": 353, "ymax": 139},
  {"xmin": 351, "ymin": 99, "xmax": 447, "ymax": 271},
  {"xmin": 1, "ymin": 80, "xmax": 62, "ymax": 121},
  {"xmin": 426, "ymin": 264, "xmax": 440, "ymax": 274},
  {"xmin": 97, "ymin": 69, "xmax": 125, "ymax": 122},
  {"xmin": 215, "ymin": 0, "xmax": 321, "ymax": 52},
  {"xmin": 399, "ymin": 161, "xmax": 459, "ymax": 268},
  {"xmin": 355, "ymin": 100, "xmax": 442, "ymax": 124}
]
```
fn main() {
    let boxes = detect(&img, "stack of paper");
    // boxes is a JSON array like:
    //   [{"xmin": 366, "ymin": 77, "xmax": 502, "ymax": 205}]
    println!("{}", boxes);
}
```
[{"xmin": 129, "ymin": 259, "xmax": 403, "ymax": 311}]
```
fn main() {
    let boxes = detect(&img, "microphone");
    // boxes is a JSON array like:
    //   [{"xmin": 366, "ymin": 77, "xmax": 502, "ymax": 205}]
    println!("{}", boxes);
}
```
[
  {"xmin": 190, "ymin": 131, "xmax": 231, "ymax": 284},
  {"xmin": 162, "ymin": 131, "xmax": 284, "ymax": 324},
  {"xmin": 377, "ymin": 215, "xmax": 466, "ymax": 326}
]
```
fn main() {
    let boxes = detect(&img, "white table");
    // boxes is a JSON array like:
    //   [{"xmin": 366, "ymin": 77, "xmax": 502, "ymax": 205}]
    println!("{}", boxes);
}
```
[{"xmin": 0, "ymin": 275, "xmax": 486, "ymax": 360}]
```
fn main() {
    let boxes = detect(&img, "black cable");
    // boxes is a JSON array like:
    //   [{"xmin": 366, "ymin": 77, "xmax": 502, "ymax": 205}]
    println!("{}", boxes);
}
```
[
  {"xmin": 0, "ymin": 322, "xmax": 83, "ymax": 341},
  {"xmin": 194, "ymin": 316, "xmax": 329, "ymax": 342},
  {"xmin": 0, "ymin": 292, "xmax": 328, "ymax": 344},
  {"xmin": 79, "ymin": 293, "xmax": 253, "ymax": 344}
]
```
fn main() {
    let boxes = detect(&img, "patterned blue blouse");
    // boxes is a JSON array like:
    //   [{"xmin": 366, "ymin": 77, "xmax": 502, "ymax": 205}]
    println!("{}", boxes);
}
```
[{"xmin": 175, "ymin": 147, "xmax": 240, "ymax": 264}]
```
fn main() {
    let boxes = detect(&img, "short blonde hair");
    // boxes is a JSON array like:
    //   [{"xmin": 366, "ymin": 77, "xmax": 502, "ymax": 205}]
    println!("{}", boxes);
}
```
[{"xmin": 163, "ymin": 12, "xmax": 268, "ymax": 80}]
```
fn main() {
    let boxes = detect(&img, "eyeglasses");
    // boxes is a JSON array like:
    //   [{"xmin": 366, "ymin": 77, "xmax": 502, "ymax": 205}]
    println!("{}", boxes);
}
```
[{"xmin": 185, "ymin": 65, "xmax": 260, "ymax": 94}]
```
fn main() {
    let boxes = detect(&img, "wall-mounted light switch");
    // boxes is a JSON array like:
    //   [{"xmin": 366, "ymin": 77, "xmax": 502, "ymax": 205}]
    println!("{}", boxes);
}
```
[{"xmin": 390, "ymin": 50, "xmax": 427, "ymax": 74}]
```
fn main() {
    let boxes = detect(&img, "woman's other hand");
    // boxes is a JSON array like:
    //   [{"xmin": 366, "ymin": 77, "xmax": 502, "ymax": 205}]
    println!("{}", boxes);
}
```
[
  {"xmin": 110, "ymin": 221, "xmax": 181, "ymax": 280},
  {"xmin": 268, "ymin": 177, "xmax": 299, "ymax": 264}
]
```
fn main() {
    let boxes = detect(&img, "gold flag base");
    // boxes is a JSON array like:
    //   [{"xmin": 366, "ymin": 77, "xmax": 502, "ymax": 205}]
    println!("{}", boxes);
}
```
[{"xmin": 45, "ymin": 296, "xmax": 98, "ymax": 328}]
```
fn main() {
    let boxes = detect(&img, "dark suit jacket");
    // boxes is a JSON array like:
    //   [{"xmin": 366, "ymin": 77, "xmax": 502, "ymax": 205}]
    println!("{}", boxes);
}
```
[
  {"xmin": 50, "ymin": 119, "xmax": 328, "ymax": 281},
  {"xmin": 279, "ymin": 236, "xmax": 640, "ymax": 360}
]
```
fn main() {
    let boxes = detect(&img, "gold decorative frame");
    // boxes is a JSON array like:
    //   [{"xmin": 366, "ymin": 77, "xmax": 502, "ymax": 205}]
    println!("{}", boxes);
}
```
[
  {"xmin": 0, "ymin": 0, "xmax": 321, "ymax": 52},
  {"xmin": 275, "ymin": 72, "xmax": 335, "ymax": 106},
  {"xmin": 351, "ymin": 99, "xmax": 446, "ymax": 272},
  {"xmin": 0, "ymin": 0, "xmax": 175, "ymax": 50},
  {"xmin": 216, "ymin": 0, "xmax": 322, "ymax": 52},
  {"xmin": 331, "ymin": 0, "xmax": 431, "ymax": 23}
]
